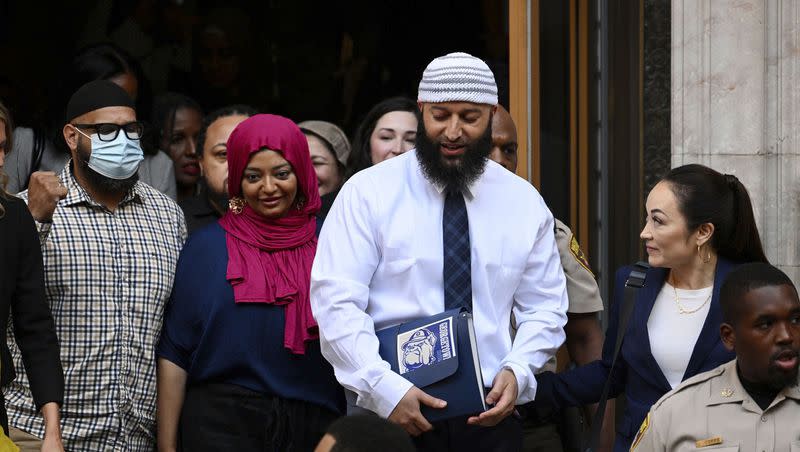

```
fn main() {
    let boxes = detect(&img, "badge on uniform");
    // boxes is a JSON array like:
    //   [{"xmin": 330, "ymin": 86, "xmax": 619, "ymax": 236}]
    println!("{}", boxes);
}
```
[
  {"xmin": 720, "ymin": 388, "xmax": 734, "ymax": 397},
  {"xmin": 695, "ymin": 437, "xmax": 723, "ymax": 448},
  {"xmin": 569, "ymin": 234, "xmax": 593, "ymax": 276}
]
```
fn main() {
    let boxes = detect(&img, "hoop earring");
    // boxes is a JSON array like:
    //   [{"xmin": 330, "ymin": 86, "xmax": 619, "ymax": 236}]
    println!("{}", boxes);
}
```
[
  {"xmin": 229, "ymin": 197, "xmax": 245, "ymax": 215},
  {"xmin": 294, "ymin": 195, "xmax": 306, "ymax": 211},
  {"xmin": 698, "ymin": 243, "xmax": 711, "ymax": 264}
]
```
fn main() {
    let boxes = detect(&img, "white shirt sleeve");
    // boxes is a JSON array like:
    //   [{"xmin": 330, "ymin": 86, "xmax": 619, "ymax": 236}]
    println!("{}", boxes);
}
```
[
  {"xmin": 501, "ymin": 202, "xmax": 568, "ymax": 403},
  {"xmin": 311, "ymin": 180, "xmax": 413, "ymax": 418}
]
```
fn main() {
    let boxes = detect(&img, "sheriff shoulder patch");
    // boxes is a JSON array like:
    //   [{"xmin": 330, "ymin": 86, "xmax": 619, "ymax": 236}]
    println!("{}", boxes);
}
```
[
  {"xmin": 630, "ymin": 412, "xmax": 650, "ymax": 451},
  {"xmin": 569, "ymin": 234, "xmax": 594, "ymax": 276}
]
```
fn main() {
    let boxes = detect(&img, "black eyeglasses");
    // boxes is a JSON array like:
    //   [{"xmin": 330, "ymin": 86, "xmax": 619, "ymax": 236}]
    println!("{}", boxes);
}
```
[{"xmin": 72, "ymin": 122, "xmax": 145, "ymax": 142}]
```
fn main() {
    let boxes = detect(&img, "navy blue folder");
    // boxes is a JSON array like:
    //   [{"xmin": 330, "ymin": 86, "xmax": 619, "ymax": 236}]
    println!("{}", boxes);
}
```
[{"xmin": 376, "ymin": 309, "xmax": 486, "ymax": 422}]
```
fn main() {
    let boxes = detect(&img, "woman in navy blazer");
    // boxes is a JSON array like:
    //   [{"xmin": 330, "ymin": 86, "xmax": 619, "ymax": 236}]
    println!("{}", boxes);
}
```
[{"xmin": 535, "ymin": 164, "xmax": 769, "ymax": 451}]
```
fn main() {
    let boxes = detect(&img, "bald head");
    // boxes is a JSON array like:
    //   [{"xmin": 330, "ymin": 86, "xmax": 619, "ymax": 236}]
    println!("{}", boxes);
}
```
[{"xmin": 490, "ymin": 105, "xmax": 518, "ymax": 172}]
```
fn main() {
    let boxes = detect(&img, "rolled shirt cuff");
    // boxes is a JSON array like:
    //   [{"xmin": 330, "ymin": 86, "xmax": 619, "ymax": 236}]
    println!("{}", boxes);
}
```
[
  {"xmin": 501, "ymin": 361, "xmax": 534, "ymax": 404},
  {"xmin": 363, "ymin": 370, "xmax": 414, "ymax": 419},
  {"xmin": 35, "ymin": 221, "xmax": 52, "ymax": 244}
]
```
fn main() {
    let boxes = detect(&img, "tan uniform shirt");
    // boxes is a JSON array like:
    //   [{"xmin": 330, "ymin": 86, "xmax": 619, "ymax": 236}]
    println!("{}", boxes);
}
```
[
  {"xmin": 554, "ymin": 219, "xmax": 603, "ymax": 314},
  {"xmin": 514, "ymin": 219, "xmax": 604, "ymax": 372},
  {"xmin": 631, "ymin": 359, "xmax": 800, "ymax": 452}
]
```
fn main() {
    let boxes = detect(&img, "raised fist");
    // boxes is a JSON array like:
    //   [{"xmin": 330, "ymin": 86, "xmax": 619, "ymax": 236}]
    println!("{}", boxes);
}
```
[{"xmin": 27, "ymin": 171, "xmax": 68, "ymax": 222}]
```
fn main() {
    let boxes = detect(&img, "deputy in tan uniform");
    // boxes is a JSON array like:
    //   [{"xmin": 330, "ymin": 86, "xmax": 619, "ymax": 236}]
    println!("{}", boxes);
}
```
[
  {"xmin": 491, "ymin": 106, "xmax": 612, "ymax": 451},
  {"xmin": 631, "ymin": 262, "xmax": 800, "ymax": 452}
]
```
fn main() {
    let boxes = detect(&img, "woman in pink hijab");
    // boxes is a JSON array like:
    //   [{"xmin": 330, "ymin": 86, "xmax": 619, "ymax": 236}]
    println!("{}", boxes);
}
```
[{"xmin": 157, "ymin": 114, "xmax": 343, "ymax": 452}]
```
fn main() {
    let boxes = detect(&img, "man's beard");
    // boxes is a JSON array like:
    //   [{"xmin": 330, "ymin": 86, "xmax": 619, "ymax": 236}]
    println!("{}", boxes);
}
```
[
  {"xmin": 202, "ymin": 178, "xmax": 229, "ymax": 215},
  {"xmin": 415, "ymin": 117, "xmax": 493, "ymax": 193},
  {"xmin": 76, "ymin": 140, "xmax": 139, "ymax": 195},
  {"xmin": 766, "ymin": 350, "xmax": 800, "ymax": 390}
]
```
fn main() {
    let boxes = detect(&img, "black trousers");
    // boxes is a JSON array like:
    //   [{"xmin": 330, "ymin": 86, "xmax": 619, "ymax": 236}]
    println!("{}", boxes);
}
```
[
  {"xmin": 413, "ymin": 414, "xmax": 523, "ymax": 452},
  {"xmin": 178, "ymin": 383, "xmax": 338, "ymax": 452}
]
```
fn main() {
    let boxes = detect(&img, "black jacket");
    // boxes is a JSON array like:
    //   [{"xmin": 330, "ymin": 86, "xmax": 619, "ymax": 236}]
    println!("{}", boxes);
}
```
[{"xmin": 0, "ymin": 194, "xmax": 64, "ymax": 429}]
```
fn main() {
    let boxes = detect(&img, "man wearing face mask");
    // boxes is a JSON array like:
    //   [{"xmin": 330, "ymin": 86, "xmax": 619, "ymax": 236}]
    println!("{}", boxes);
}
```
[{"xmin": 4, "ymin": 80, "xmax": 187, "ymax": 451}]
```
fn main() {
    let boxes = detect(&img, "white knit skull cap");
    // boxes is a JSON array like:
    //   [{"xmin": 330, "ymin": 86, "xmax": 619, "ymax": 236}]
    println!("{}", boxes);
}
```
[{"xmin": 417, "ymin": 52, "xmax": 498, "ymax": 105}]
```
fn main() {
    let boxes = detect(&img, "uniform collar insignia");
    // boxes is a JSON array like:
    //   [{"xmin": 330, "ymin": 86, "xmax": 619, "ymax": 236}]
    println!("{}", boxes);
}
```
[{"xmin": 720, "ymin": 388, "xmax": 734, "ymax": 397}]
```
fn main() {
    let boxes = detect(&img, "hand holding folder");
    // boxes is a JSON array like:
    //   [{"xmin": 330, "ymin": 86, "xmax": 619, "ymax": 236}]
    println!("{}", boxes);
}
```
[
  {"xmin": 376, "ymin": 309, "xmax": 488, "ymax": 425},
  {"xmin": 466, "ymin": 368, "xmax": 518, "ymax": 427},
  {"xmin": 387, "ymin": 386, "xmax": 447, "ymax": 436}
]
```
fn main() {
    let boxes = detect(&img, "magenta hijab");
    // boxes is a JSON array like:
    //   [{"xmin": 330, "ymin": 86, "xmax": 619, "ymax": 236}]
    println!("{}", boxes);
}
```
[{"xmin": 218, "ymin": 114, "xmax": 321, "ymax": 354}]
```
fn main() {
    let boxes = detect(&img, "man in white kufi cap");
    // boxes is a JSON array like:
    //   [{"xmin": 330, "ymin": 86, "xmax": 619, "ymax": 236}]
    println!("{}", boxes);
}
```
[{"xmin": 311, "ymin": 52, "xmax": 568, "ymax": 451}]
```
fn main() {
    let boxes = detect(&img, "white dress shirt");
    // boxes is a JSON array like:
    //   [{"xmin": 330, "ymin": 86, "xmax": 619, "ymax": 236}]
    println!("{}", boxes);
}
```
[{"xmin": 311, "ymin": 150, "xmax": 568, "ymax": 418}]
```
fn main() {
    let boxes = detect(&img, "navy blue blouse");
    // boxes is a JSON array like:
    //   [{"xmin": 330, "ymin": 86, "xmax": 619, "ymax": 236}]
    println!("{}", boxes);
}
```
[{"xmin": 158, "ymin": 222, "xmax": 343, "ymax": 414}]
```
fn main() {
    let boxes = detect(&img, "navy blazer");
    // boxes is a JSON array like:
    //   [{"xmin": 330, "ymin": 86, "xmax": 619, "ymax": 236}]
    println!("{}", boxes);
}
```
[{"xmin": 536, "ymin": 258, "xmax": 739, "ymax": 451}]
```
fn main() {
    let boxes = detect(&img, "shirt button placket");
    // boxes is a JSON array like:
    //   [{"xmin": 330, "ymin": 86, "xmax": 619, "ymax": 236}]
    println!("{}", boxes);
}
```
[{"xmin": 756, "ymin": 412, "xmax": 773, "ymax": 452}]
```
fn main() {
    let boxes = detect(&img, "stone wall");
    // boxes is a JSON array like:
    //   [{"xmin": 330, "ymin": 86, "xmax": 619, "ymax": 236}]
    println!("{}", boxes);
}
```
[
  {"xmin": 644, "ymin": 0, "xmax": 672, "ymax": 198},
  {"xmin": 672, "ymin": 0, "xmax": 800, "ymax": 281}
]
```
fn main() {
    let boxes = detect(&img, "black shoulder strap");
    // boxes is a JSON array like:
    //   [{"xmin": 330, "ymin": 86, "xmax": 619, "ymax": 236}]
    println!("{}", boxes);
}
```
[{"xmin": 584, "ymin": 261, "xmax": 649, "ymax": 452}]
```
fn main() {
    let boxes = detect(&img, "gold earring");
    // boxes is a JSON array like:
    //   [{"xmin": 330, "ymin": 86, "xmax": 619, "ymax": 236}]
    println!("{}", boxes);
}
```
[
  {"xmin": 228, "ymin": 197, "xmax": 245, "ymax": 214},
  {"xmin": 698, "ymin": 243, "xmax": 711, "ymax": 264}
]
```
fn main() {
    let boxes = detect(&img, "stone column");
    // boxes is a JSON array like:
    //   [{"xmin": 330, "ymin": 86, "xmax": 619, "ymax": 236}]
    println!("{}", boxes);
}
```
[{"xmin": 672, "ymin": 0, "xmax": 800, "ymax": 282}]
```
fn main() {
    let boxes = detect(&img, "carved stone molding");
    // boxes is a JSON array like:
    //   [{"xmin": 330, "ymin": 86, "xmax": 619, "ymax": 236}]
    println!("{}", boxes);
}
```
[{"xmin": 643, "ymin": 0, "xmax": 672, "ymax": 197}]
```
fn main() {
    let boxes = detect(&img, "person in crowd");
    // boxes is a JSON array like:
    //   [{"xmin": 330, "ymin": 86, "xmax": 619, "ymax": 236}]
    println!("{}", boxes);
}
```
[
  {"xmin": 314, "ymin": 415, "xmax": 415, "ymax": 452},
  {"xmin": 180, "ymin": 104, "xmax": 256, "ymax": 234},
  {"xmin": 149, "ymin": 93, "xmax": 203, "ymax": 202},
  {"xmin": 157, "ymin": 114, "xmax": 343, "ymax": 452},
  {"xmin": 4, "ymin": 80, "xmax": 186, "ymax": 451},
  {"xmin": 0, "ymin": 101, "xmax": 65, "ymax": 452},
  {"xmin": 489, "ymin": 105, "xmax": 613, "ymax": 451},
  {"xmin": 299, "ymin": 120, "xmax": 350, "ymax": 197},
  {"xmin": 347, "ymin": 97, "xmax": 419, "ymax": 177},
  {"xmin": 4, "ymin": 43, "xmax": 177, "ymax": 199},
  {"xmin": 312, "ymin": 52, "xmax": 568, "ymax": 451},
  {"xmin": 631, "ymin": 262, "xmax": 800, "ymax": 451},
  {"xmin": 534, "ymin": 164, "xmax": 769, "ymax": 451},
  {"xmin": 187, "ymin": 7, "xmax": 257, "ymax": 112}
]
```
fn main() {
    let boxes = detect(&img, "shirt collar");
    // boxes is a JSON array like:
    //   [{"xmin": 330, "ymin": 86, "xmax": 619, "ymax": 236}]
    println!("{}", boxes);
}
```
[
  {"xmin": 60, "ymin": 160, "xmax": 146, "ymax": 209},
  {"xmin": 707, "ymin": 359, "xmax": 800, "ymax": 408}
]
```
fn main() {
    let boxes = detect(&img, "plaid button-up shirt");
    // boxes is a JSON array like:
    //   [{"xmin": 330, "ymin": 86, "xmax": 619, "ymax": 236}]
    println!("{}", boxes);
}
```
[{"xmin": 5, "ymin": 163, "xmax": 186, "ymax": 451}]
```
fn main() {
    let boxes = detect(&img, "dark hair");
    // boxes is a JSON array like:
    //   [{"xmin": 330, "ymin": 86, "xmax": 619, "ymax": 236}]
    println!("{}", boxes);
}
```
[
  {"xmin": 720, "ymin": 262, "xmax": 798, "ymax": 325},
  {"xmin": 326, "ymin": 415, "xmax": 414, "ymax": 452},
  {"xmin": 662, "ymin": 164, "xmax": 768, "ymax": 263},
  {"xmin": 197, "ymin": 104, "xmax": 258, "ymax": 156},
  {"xmin": 348, "ymin": 97, "xmax": 420, "ymax": 177},
  {"xmin": 45, "ymin": 43, "xmax": 153, "ymax": 155},
  {"xmin": 0, "ymin": 99, "xmax": 13, "ymax": 216},
  {"xmin": 145, "ymin": 92, "xmax": 203, "ymax": 155}
]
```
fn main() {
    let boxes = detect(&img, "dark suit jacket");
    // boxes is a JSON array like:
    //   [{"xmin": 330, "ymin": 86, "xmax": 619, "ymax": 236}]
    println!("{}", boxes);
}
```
[
  {"xmin": 536, "ymin": 258, "xmax": 739, "ymax": 451},
  {"xmin": 0, "ymin": 195, "xmax": 64, "ymax": 430}
]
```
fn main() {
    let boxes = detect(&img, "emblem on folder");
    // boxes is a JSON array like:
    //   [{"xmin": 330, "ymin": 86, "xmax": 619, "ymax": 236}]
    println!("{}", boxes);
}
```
[
  {"xmin": 377, "ymin": 309, "xmax": 486, "ymax": 421},
  {"xmin": 397, "ymin": 318, "xmax": 457, "ymax": 374}
]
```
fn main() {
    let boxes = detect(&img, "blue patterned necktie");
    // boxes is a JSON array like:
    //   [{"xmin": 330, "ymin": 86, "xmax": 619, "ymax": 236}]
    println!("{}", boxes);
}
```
[{"xmin": 442, "ymin": 190, "xmax": 472, "ymax": 312}]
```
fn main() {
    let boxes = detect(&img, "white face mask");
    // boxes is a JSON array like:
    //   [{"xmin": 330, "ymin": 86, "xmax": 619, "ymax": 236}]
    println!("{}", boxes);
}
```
[{"xmin": 75, "ymin": 127, "xmax": 144, "ymax": 179}]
